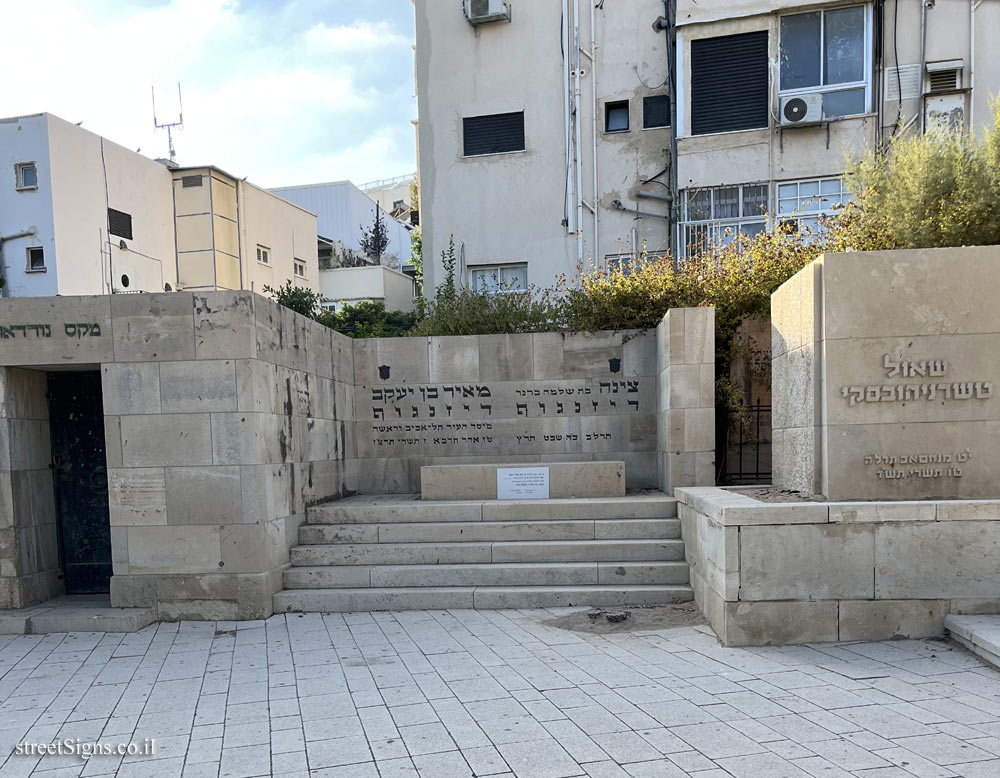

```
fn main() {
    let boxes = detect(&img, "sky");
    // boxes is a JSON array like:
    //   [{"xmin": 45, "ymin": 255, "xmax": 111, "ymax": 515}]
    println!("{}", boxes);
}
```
[{"xmin": 1, "ymin": 0, "xmax": 416, "ymax": 188}]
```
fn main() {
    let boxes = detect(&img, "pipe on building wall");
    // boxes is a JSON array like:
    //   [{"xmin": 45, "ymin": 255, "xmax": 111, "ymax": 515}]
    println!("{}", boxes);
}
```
[
  {"xmin": 919, "ymin": 0, "xmax": 933, "ymax": 133},
  {"xmin": 970, "ymin": 0, "xmax": 981, "ymax": 128},
  {"xmin": 590, "ymin": 0, "xmax": 599, "ymax": 266},
  {"xmin": 573, "ymin": 0, "xmax": 585, "ymax": 267},
  {"xmin": 0, "ymin": 229, "xmax": 38, "ymax": 297},
  {"xmin": 562, "ymin": 0, "xmax": 575, "ymax": 235}
]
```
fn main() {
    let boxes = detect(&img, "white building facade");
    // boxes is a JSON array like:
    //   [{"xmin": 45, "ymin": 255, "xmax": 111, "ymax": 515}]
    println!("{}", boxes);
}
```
[
  {"xmin": 0, "ymin": 114, "xmax": 319, "ymax": 299},
  {"xmin": 270, "ymin": 180, "xmax": 412, "ymax": 273},
  {"xmin": 414, "ymin": 0, "xmax": 672, "ymax": 295},
  {"xmin": 415, "ymin": 0, "xmax": 1000, "ymax": 289},
  {"xmin": 1, "ymin": 113, "xmax": 177, "ymax": 297},
  {"xmin": 673, "ymin": 0, "xmax": 999, "ymax": 256}
]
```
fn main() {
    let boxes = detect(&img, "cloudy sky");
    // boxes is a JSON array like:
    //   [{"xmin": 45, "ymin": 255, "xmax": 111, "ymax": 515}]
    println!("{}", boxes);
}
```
[{"xmin": 1, "ymin": 0, "xmax": 416, "ymax": 188}]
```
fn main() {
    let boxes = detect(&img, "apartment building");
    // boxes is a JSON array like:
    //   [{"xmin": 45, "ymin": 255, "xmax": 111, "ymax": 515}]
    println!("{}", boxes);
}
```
[
  {"xmin": 360, "ymin": 173, "xmax": 416, "ymax": 224},
  {"xmin": 674, "ymin": 0, "xmax": 998, "ymax": 255},
  {"xmin": 174, "ymin": 167, "xmax": 318, "ymax": 294},
  {"xmin": 0, "ymin": 113, "xmax": 177, "ymax": 298},
  {"xmin": 414, "ymin": 0, "xmax": 672, "ymax": 294},
  {"xmin": 415, "ymin": 0, "xmax": 999, "ymax": 289},
  {"xmin": 0, "ymin": 113, "xmax": 318, "ymax": 298}
]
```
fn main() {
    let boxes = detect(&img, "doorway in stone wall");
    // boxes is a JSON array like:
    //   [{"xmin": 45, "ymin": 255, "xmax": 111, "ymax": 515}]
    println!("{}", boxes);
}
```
[{"xmin": 47, "ymin": 371, "xmax": 113, "ymax": 594}]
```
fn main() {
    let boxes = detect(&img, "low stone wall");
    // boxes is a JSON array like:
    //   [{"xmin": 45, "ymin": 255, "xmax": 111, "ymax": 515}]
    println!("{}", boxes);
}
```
[{"xmin": 676, "ymin": 486, "xmax": 1000, "ymax": 646}]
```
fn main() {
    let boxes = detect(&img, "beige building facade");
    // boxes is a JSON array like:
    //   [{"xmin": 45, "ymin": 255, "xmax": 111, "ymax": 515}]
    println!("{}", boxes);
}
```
[
  {"xmin": 173, "ymin": 167, "xmax": 319, "ymax": 295},
  {"xmin": 414, "ymin": 0, "xmax": 673, "ymax": 294}
]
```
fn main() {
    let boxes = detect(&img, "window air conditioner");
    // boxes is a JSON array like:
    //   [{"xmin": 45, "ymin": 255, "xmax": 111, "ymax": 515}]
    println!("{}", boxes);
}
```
[
  {"xmin": 780, "ymin": 94, "xmax": 822, "ymax": 126},
  {"xmin": 465, "ymin": 0, "xmax": 510, "ymax": 25}
]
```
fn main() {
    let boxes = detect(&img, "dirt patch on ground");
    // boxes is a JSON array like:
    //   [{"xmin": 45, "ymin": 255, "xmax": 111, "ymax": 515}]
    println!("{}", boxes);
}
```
[
  {"xmin": 727, "ymin": 486, "xmax": 829, "ymax": 503},
  {"xmin": 542, "ymin": 603, "xmax": 706, "ymax": 634}
]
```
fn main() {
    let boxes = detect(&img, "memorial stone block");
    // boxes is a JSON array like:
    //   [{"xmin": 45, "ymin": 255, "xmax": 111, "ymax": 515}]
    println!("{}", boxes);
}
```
[{"xmin": 773, "ymin": 248, "xmax": 1000, "ymax": 499}]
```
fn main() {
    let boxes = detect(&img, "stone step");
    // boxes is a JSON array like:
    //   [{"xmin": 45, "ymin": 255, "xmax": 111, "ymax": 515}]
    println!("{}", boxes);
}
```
[
  {"xmin": 945, "ymin": 614, "xmax": 1000, "ymax": 670},
  {"xmin": 307, "ymin": 494, "xmax": 678, "ymax": 525},
  {"xmin": 273, "ymin": 585, "xmax": 694, "ymax": 613},
  {"xmin": 298, "ymin": 519, "xmax": 681, "ymax": 545},
  {"xmin": 289, "ymin": 539, "xmax": 685, "ymax": 567},
  {"xmin": 283, "ymin": 561, "xmax": 690, "ymax": 589}
]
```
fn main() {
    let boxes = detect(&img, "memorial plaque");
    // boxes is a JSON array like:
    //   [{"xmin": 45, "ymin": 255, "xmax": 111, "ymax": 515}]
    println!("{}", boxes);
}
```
[
  {"xmin": 772, "ymin": 248, "xmax": 1000, "ymax": 499},
  {"xmin": 497, "ymin": 467, "xmax": 550, "ymax": 500}
]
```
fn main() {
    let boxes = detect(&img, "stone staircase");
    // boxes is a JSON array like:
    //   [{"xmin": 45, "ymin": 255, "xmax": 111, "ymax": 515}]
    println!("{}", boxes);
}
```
[{"xmin": 273, "ymin": 493, "xmax": 693, "ymax": 612}]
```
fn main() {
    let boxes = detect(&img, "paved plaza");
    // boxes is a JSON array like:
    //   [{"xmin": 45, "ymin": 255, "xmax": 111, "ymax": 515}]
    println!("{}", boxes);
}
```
[{"xmin": 0, "ymin": 610, "xmax": 999, "ymax": 778}]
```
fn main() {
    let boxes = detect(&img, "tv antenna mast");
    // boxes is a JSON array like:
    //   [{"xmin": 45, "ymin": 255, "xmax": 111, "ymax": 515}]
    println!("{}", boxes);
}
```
[{"xmin": 152, "ymin": 83, "xmax": 184, "ymax": 164}]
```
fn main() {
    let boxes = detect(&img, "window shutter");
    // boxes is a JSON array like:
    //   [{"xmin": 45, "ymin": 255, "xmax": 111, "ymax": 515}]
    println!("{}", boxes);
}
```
[
  {"xmin": 691, "ymin": 31, "xmax": 769, "ymax": 135},
  {"xmin": 643, "ymin": 95, "xmax": 670, "ymax": 129},
  {"xmin": 463, "ymin": 112, "xmax": 525, "ymax": 156},
  {"xmin": 108, "ymin": 208, "xmax": 133, "ymax": 240}
]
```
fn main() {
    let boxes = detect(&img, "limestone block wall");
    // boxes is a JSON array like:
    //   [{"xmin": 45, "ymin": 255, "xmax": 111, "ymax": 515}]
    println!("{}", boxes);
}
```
[
  {"xmin": 0, "ymin": 368, "xmax": 62, "ymax": 608},
  {"xmin": 0, "ymin": 292, "xmax": 356, "ymax": 620},
  {"xmin": 676, "ymin": 486, "xmax": 1000, "ymax": 646},
  {"xmin": 771, "ymin": 260, "xmax": 821, "ymax": 494},
  {"xmin": 773, "ymin": 247, "xmax": 1000, "ymax": 499},
  {"xmin": 106, "ymin": 293, "xmax": 357, "ymax": 619},
  {"xmin": 351, "ymin": 330, "xmax": 662, "ymax": 493},
  {"xmin": 656, "ymin": 308, "xmax": 716, "ymax": 493}
]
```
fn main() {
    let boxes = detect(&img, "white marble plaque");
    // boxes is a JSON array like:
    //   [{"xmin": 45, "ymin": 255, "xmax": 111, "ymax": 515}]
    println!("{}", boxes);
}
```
[{"xmin": 497, "ymin": 467, "xmax": 550, "ymax": 500}]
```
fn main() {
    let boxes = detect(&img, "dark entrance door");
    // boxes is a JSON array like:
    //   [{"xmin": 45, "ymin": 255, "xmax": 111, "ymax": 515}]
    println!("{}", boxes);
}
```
[{"xmin": 48, "ymin": 371, "xmax": 112, "ymax": 594}]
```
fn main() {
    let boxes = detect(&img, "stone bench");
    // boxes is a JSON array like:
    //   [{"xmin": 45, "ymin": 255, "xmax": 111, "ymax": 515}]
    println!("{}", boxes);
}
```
[{"xmin": 420, "ymin": 462, "xmax": 625, "ymax": 500}]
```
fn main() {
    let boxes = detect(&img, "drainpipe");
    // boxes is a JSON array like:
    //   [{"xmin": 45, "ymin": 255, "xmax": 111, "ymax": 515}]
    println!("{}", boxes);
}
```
[
  {"xmin": 573, "ymin": 0, "xmax": 585, "ymax": 267},
  {"xmin": 919, "ymin": 1, "xmax": 934, "ymax": 133},
  {"xmin": 590, "ymin": 0, "xmax": 599, "ymax": 264},
  {"xmin": 655, "ymin": 1, "xmax": 679, "ymax": 258},
  {"xmin": 0, "ymin": 229, "xmax": 37, "ymax": 297},
  {"xmin": 970, "ymin": 0, "xmax": 981, "ymax": 129},
  {"xmin": 563, "ymin": 0, "xmax": 575, "ymax": 235}
]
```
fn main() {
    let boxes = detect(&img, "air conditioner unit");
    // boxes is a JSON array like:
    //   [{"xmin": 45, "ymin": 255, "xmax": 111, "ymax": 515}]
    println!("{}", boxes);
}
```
[
  {"xmin": 780, "ymin": 94, "xmax": 822, "ymax": 126},
  {"xmin": 465, "ymin": 0, "xmax": 510, "ymax": 25}
]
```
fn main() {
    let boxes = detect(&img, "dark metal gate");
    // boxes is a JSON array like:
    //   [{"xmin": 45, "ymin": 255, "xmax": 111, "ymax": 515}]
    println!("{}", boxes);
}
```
[
  {"xmin": 716, "ymin": 401, "xmax": 772, "ymax": 485},
  {"xmin": 48, "ymin": 371, "xmax": 113, "ymax": 594}
]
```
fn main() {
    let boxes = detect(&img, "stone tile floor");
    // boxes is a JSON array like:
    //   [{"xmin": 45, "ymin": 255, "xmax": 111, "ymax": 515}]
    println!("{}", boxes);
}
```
[{"xmin": 0, "ymin": 609, "xmax": 999, "ymax": 778}]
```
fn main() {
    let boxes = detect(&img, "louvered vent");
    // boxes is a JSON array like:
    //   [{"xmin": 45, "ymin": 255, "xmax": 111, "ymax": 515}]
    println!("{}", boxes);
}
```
[
  {"xmin": 182, "ymin": 175, "xmax": 203, "ymax": 187},
  {"xmin": 929, "ymin": 69, "xmax": 960, "ymax": 93},
  {"xmin": 463, "ymin": 112, "xmax": 525, "ymax": 157}
]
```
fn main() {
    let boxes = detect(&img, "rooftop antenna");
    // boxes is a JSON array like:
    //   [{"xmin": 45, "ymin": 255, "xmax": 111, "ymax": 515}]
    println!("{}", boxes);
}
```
[{"xmin": 152, "ymin": 83, "xmax": 184, "ymax": 164}]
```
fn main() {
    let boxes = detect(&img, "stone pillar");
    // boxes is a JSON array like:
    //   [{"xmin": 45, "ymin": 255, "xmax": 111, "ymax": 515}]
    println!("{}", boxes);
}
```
[
  {"xmin": 656, "ymin": 307, "xmax": 716, "ymax": 493},
  {"xmin": 0, "ymin": 368, "xmax": 63, "ymax": 608},
  {"xmin": 770, "ymin": 260, "xmax": 822, "ymax": 495}
]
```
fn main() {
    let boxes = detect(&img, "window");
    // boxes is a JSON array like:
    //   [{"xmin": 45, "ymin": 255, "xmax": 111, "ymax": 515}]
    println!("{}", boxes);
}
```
[
  {"xmin": 463, "ymin": 112, "xmax": 525, "ymax": 157},
  {"xmin": 605, "ymin": 101, "xmax": 630, "ymax": 133},
  {"xmin": 256, "ymin": 245, "xmax": 270, "ymax": 265},
  {"xmin": 181, "ymin": 175, "xmax": 203, "ymax": 188},
  {"xmin": 108, "ymin": 208, "xmax": 133, "ymax": 240},
  {"xmin": 15, "ymin": 163, "xmax": 37, "ymax": 190},
  {"xmin": 780, "ymin": 6, "xmax": 870, "ymax": 120},
  {"xmin": 26, "ymin": 247, "xmax": 45, "ymax": 272},
  {"xmin": 294, "ymin": 260, "xmax": 306, "ymax": 277},
  {"xmin": 691, "ymin": 31, "xmax": 768, "ymax": 135},
  {"xmin": 679, "ymin": 183, "xmax": 768, "ymax": 256},
  {"xmin": 392, "ymin": 199, "xmax": 406, "ymax": 211},
  {"xmin": 643, "ymin": 95, "xmax": 670, "ymax": 129},
  {"xmin": 606, "ymin": 251, "xmax": 668, "ymax": 276},
  {"xmin": 777, "ymin": 177, "xmax": 851, "ymax": 232},
  {"xmin": 468, "ymin": 263, "xmax": 528, "ymax": 294}
]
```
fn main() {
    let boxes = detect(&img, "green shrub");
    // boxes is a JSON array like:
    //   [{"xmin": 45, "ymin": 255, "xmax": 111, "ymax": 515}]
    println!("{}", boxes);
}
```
[
  {"xmin": 262, "ymin": 281, "xmax": 321, "ymax": 318},
  {"xmin": 411, "ymin": 287, "xmax": 561, "ymax": 336},
  {"xmin": 317, "ymin": 301, "xmax": 416, "ymax": 339}
]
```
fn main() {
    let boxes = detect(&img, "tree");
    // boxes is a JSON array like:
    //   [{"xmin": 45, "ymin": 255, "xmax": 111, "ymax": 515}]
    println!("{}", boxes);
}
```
[{"xmin": 359, "ymin": 206, "xmax": 390, "ymax": 264}]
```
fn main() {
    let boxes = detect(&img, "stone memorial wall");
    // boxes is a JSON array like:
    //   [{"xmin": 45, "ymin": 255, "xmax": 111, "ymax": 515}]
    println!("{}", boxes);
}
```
[
  {"xmin": 351, "ymin": 331, "xmax": 663, "ymax": 493},
  {"xmin": 0, "ymin": 293, "xmax": 717, "ymax": 619},
  {"xmin": 772, "ymin": 247, "xmax": 1000, "ymax": 500}
]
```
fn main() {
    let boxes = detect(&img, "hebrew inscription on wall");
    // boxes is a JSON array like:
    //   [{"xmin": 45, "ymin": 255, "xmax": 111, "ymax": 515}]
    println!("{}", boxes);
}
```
[
  {"xmin": 358, "ymin": 378, "xmax": 654, "ymax": 456},
  {"xmin": 840, "ymin": 355, "xmax": 993, "ymax": 407}
]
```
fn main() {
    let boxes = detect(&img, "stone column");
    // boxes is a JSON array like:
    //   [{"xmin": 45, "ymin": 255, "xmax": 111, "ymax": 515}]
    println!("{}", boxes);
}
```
[{"xmin": 656, "ymin": 308, "xmax": 716, "ymax": 493}]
